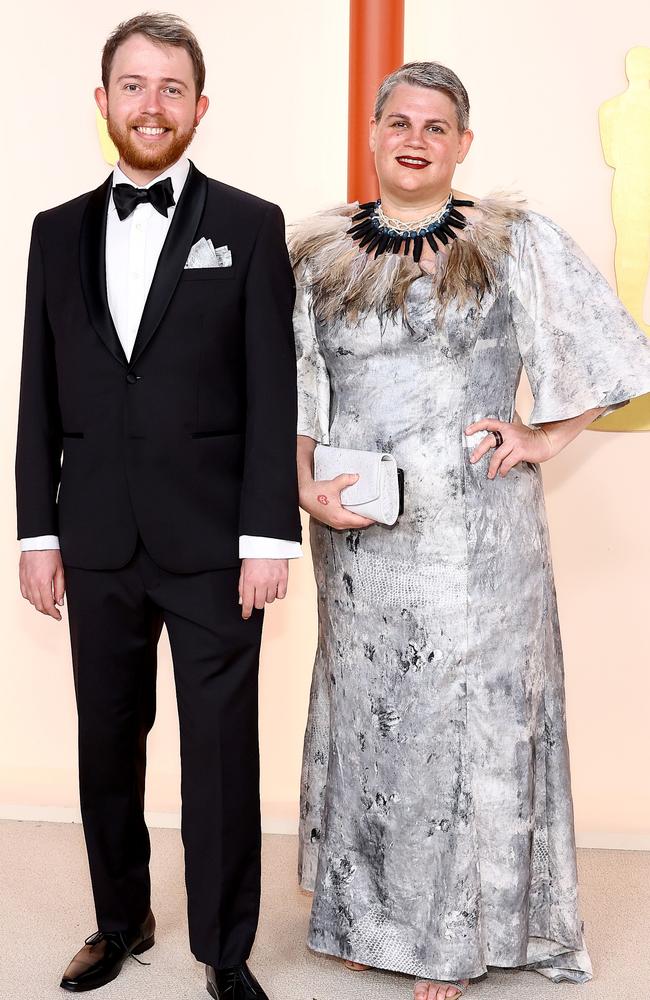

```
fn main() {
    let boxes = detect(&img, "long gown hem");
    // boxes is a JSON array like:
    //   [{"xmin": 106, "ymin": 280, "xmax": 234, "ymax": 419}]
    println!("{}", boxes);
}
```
[
  {"xmin": 305, "ymin": 936, "xmax": 590, "ymax": 984},
  {"xmin": 300, "ymin": 858, "xmax": 591, "ymax": 983}
]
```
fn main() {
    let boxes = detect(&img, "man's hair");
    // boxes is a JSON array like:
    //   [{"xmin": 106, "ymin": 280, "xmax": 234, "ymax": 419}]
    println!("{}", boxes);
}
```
[
  {"xmin": 101, "ymin": 12, "xmax": 206, "ymax": 97},
  {"xmin": 374, "ymin": 62, "xmax": 470, "ymax": 132}
]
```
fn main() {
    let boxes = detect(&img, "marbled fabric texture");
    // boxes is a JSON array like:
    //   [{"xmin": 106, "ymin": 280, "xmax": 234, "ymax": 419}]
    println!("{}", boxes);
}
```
[{"xmin": 294, "ymin": 208, "xmax": 650, "ymax": 984}]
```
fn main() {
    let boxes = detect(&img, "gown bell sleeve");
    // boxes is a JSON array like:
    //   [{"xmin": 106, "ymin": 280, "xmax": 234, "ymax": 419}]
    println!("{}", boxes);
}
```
[
  {"xmin": 509, "ymin": 212, "xmax": 650, "ymax": 425},
  {"xmin": 293, "ymin": 277, "xmax": 331, "ymax": 444}
]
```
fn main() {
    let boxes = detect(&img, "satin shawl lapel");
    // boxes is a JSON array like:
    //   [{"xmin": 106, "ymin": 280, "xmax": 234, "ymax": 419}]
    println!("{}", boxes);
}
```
[
  {"xmin": 129, "ymin": 162, "xmax": 208, "ymax": 367},
  {"xmin": 79, "ymin": 176, "xmax": 128, "ymax": 368}
]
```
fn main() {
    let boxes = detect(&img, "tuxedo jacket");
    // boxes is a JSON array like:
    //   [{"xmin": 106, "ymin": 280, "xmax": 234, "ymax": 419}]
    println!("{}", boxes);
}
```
[{"xmin": 15, "ymin": 162, "xmax": 301, "ymax": 572}]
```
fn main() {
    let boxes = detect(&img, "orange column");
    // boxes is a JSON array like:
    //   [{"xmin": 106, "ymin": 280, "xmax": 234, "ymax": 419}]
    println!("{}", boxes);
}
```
[{"xmin": 348, "ymin": 0, "xmax": 405, "ymax": 204}]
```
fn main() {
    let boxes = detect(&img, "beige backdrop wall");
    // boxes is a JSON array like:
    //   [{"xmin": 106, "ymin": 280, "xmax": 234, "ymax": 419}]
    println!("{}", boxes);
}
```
[{"xmin": 1, "ymin": 0, "xmax": 648, "ymax": 848}]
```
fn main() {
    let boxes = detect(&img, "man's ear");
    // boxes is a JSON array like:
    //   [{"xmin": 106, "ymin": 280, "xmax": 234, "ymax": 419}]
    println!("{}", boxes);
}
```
[
  {"xmin": 95, "ymin": 87, "xmax": 108, "ymax": 120},
  {"xmin": 194, "ymin": 94, "xmax": 209, "ymax": 127}
]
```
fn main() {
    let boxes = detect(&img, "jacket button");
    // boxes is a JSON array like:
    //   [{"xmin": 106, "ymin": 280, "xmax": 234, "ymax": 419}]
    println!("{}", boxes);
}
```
[{"xmin": 126, "ymin": 373, "xmax": 138, "ymax": 384}]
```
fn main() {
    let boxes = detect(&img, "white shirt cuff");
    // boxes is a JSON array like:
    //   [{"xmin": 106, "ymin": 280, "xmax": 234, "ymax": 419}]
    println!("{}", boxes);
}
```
[
  {"xmin": 20, "ymin": 535, "xmax": 303, "ymax": 559},
  {"xmin": 20, "ymin": 535, "xmax": 60, "ymax": 551},
  {"xmin": 238, "ymin": 535, "xmax": 303, "ymax": 559}
]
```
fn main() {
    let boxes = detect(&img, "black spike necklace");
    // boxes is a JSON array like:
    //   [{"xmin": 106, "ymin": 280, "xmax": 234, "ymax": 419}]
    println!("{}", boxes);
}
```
[{"xmin": 347, "ymin": 194, "xmax": 475, "ymax": 263}]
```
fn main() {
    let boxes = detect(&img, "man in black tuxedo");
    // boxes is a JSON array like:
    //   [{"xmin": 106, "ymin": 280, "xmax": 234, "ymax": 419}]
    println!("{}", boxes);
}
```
[{"xmin": 16, "ymin": 14, "xmax": 301, "ymax": 999}]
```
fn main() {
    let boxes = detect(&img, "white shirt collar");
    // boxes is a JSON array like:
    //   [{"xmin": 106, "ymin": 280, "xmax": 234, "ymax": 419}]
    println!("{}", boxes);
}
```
[{"xmin": 109, "ymin": 156, "xmax": 190, "ymax": 215}]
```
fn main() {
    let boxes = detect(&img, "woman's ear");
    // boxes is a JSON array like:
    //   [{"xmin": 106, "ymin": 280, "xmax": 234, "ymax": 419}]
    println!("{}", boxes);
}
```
[
  {"xmin": 369, "ymin": 117, "xmax": 378, "ymax": 153},
  {"xmin": 457, "ymin": 129, "xmax": 474, "ymax": 164}
]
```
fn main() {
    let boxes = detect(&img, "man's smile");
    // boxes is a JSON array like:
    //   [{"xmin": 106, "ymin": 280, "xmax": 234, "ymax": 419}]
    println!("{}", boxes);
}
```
[{"xmin": 132, "ymin": 124, "xmax": 172, "ymax": 139}]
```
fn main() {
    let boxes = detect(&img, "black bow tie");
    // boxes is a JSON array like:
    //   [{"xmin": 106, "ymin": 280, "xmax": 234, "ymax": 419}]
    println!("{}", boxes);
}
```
[{"xmin": 112, "ymin": 176, "xmax": 175, "ymax": 221}]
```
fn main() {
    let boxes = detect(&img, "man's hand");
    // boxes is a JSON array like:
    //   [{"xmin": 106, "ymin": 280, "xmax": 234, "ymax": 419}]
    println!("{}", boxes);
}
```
[
  {"xmin": 19, "ymin": 550, "xmax": 65, "ymax": 620},
  {"xmin": 238, "ymin": 558, "xmax": 289, "ymax": 620}
]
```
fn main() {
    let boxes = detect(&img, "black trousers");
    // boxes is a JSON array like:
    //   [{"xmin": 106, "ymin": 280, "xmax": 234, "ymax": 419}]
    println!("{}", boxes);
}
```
[{"xmin": 64, "ymin": 539, "xmax": 264, "ymax": 969}]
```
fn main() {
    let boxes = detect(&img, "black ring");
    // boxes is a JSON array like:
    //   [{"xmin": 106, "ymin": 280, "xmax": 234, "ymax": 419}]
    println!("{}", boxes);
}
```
[{"xmin": 492, "ymin": 430, "xmax": 504, "ymax": 448}]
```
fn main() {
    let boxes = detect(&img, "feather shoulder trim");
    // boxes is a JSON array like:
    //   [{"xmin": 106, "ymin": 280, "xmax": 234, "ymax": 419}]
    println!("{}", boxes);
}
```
[{"xmin": 288, "ymin": 193, "xmax": 525, "ymax": 323}]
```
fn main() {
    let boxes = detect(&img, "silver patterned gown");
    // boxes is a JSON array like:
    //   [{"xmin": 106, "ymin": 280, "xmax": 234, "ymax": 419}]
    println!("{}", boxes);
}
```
[{"xmin": 292, "ymin": 201, "xmax": 650, "ymax": 985}]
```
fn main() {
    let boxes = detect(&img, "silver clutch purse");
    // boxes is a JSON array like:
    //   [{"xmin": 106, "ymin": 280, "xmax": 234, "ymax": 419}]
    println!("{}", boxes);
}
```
[{"xmin": 313, "ymin": 444, "xmax": 403, "ymax": 526}]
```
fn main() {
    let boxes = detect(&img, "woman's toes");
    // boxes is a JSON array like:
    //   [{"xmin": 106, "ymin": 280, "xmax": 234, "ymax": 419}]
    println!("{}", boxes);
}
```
[{"xmin": 415, "ymin": 978, "xmax": 468, "ymax": 1000}]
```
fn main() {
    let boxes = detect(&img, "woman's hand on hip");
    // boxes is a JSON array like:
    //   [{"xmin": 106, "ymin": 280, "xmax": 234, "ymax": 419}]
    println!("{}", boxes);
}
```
[
  {"xmin": 299, "ymin": 473, "xmax": 376, "ymax": 530},
  {"xmin": 465, "ymin": 417, "xmax": 555, "ymax": 479}
]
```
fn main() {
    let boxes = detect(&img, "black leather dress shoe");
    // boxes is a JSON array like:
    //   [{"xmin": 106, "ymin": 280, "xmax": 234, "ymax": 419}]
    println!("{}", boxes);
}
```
[
  {"xmin": 206, "ymin": 962, "xmax": 269, "ymax": 1000},
  {"xmin": 60, "ymin": 910, "xmax": 155, "ymax": 991}
]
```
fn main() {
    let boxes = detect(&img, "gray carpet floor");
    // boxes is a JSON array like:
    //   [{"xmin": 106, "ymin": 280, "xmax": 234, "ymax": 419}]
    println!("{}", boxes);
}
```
[{"xmin": 1, "ymin": 820, "xmax": 648, "ymax": 1000}]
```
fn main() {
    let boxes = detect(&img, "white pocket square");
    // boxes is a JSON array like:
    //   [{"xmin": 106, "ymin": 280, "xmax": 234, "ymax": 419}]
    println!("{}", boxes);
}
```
[{"xmin": 184, "ymin": 238, "xmax": 232, "ymax": 269}]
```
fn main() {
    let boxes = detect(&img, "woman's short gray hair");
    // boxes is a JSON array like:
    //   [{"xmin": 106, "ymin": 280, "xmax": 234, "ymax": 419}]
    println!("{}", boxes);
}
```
[{"xmin": 374, "ymin": 62, "xmax": 470, "ymax": 132}]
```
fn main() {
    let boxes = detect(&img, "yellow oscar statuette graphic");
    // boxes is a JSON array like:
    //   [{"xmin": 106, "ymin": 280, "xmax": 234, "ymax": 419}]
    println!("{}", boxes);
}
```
[
  {"xmin": 594, "ymin": 46, "xmax": 650, "ymax": 431},
  {"xmin": 96, "ymin": 108, "xmax": 119, "ymax": 167}
]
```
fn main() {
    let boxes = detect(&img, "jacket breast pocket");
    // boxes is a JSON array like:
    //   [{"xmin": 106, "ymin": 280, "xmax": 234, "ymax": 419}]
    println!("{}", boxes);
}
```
[{"xmin": 181, "ymin": 267, "xmax": 235, "ymax": 282}]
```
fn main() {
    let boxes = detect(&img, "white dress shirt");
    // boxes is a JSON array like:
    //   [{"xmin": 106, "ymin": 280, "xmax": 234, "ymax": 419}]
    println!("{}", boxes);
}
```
[{"xmin": 21, "ymin": 157, "xmax": 302, "ymax": 560}]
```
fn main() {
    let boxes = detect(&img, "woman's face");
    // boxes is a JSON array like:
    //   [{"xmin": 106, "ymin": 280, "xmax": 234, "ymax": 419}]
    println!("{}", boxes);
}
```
[{"xmin": 370, "ymin": 83, "xmax": 473, "ymax": 206}]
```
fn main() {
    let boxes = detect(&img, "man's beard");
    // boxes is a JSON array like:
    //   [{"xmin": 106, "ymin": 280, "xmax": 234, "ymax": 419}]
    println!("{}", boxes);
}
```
[{"xmin": 107, "ymin": 114, "xmax": 196, "ymax": 173}]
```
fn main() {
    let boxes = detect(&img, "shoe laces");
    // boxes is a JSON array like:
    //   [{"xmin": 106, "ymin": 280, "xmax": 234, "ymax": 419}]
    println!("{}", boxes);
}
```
[
  {"xmin": 83, "ymin": 930, "xmax": 151, "ymax": 966},
  {"xmin": 219, "ymin": 967, "xmax": 246, "ymax": 995}
]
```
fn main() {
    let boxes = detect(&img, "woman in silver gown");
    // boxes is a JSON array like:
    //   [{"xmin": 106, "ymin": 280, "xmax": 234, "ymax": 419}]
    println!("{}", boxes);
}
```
[{"xmin": 291, "ymin": 63, "xmax": 650, "ymax": 1000}]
